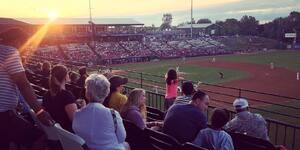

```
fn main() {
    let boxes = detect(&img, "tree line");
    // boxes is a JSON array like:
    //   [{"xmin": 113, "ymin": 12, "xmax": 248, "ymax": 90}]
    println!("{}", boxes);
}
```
[
  {"xmin": 209, "ymin": 11, "xmax": 299, "ymax": 42},
  {"xmin": 171, "ymin": 11, "xmax": 300, "ymax": 42}
]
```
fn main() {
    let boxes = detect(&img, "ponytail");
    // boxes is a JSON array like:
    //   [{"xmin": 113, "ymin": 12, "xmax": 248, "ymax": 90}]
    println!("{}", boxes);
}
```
[
  {"xmin": 49, "ymin": 65, "xmax": 68, "ymax": 96},
  {"xmin": 49, "ymin": 76, "xmax": 61, "ymax": 95}
]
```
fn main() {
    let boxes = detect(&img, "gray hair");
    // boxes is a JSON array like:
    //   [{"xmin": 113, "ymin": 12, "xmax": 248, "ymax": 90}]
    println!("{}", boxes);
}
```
[{"xmin": 85, "ymin": 74, "xmax": 110, "ymax": 103}]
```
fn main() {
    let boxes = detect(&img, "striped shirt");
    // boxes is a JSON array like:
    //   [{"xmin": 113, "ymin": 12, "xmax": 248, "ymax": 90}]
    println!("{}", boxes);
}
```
[
  {"xmin": 0, "ymin": 44, "xmax": 25, "ymax": 112},
  {"xmin": 174, "ymin": 95, "xmax": 192, "ymax": 105}
]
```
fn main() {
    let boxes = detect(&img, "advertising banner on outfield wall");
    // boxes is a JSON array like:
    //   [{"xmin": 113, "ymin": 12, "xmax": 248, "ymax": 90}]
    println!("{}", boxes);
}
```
[{"xmin": 285, "ymin": 33, "xmax": 297, "ymax": 38}]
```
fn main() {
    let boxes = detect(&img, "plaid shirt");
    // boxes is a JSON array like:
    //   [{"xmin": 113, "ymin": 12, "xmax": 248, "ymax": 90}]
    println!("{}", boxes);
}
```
[{"xmin": 225, "ymin": 111, "xmax": 269, "ymax": 141}]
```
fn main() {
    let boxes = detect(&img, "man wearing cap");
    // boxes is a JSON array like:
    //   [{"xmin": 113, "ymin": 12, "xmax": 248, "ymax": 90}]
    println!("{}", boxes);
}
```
[
  {"xmin": 104, "ymin": 75, "xmax": 128, "ymax": 112},
  {"xmin": 225, "ymin": 98, "xmax": 269, "ymax": 141}
]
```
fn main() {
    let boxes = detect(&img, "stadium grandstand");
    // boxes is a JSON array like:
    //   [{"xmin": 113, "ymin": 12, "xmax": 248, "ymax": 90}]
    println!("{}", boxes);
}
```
[{"xmin": 0, "ymin": 5, "xmax": 299, "ymax": 150}]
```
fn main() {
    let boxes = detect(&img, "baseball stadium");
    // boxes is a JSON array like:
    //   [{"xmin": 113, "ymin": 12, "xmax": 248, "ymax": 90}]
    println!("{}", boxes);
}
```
[{"xmin": 0, "ymin": 0, "xmax": 300, "ymax": 150}]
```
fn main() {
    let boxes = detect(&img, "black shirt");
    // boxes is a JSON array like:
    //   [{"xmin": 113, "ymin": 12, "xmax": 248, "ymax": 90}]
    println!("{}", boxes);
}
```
[
  {"xmin": 43, "ymin": 90, "xmax": 76, "ymax": 132},
  {"xmin": 163, "ymin": 104, "xmax": 207, "ymax": 143},
  {"xmin": 77, "ymin": 75, "xmax": 87, "ymax": 88}
]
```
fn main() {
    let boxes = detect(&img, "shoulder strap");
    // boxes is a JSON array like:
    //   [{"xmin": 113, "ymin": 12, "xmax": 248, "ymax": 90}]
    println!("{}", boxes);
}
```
[{"xmin": 110, "ymin": 109, "xmax": 117, "ymax": 134}]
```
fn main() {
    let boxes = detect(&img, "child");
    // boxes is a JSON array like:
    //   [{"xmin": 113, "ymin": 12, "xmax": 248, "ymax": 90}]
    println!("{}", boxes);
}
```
[
  {"xmin": 164, "ymin": 69, "xmax": 179, "ymax": 111},
  {"xmin": 193, "ymin": 108, "xmax": 234, "ymax": 150}
]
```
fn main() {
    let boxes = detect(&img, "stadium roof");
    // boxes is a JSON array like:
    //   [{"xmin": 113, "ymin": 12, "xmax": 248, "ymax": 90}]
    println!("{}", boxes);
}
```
[
  {"xmin": 177, "ymin": 23, "xmax": 212, "ymax": 29},
  {"xmin": 19, "ymin": 18, "xmax": 144, "ymax": 26},
  {"xmin": 0, "ymin": 18, "xmax": 29, "ymax": 25}
]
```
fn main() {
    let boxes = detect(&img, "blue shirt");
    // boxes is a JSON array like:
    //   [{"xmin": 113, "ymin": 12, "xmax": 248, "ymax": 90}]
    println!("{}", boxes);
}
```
[
  {"xmin": 73, "ymin": 103, "xmax": 126, "ymax": 150},
  {"xmin": 193, "ymin": 128, "xmax": 234, "ymax": 150},
  {"xmin": 163, "ymin": 104, "xmax": 207, "ymax": 143}
]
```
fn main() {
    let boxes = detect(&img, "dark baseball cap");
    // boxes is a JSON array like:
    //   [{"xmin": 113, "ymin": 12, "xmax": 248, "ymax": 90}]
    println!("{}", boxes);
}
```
[{"xmin": 109, "ymin": 75, "xmax": 128, "ymax": 88}]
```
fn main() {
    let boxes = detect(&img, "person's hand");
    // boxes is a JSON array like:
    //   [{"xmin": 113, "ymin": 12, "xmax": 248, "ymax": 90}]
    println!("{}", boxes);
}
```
[
  {"xmin": 37, "ymin": 110, "xmax": 55, "ymax": 126},
  {"xmin": 76, "ymin": 99, "xmax": 86, "ymax": 108}
]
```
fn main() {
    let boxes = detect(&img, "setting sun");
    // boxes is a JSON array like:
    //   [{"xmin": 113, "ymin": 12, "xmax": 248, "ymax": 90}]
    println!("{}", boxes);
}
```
[{"xmin": 48, "ymin": 11, "xmax": 58, "ymax": 21}]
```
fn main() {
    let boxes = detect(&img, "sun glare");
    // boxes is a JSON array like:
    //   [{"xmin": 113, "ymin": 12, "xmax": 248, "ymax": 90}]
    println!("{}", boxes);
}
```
[{"xmin": 48, "ymin": 11, "xmax": 58, "ymax": 21}]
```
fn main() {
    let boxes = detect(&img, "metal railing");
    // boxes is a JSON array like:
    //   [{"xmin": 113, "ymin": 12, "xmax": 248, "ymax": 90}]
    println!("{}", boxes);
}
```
[{"xmin": 116, "ymin": 70, "xmax": 300, "ymax": 124}]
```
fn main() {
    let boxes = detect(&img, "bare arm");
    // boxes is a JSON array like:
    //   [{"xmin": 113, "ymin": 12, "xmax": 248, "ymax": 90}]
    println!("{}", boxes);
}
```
[
  {"xmin": 11, "ymin": 71, "xmax": 42, "ymax": 112},
  {"xmin": 65, "ymin": 103, "xmax": 78, "ymax": 121}
]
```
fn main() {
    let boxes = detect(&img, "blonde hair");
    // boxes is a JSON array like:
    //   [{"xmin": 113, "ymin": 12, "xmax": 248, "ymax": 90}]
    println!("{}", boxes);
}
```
[{"xmin": 122, "ymin": 88, "xmax": 147, "ymax": 119}]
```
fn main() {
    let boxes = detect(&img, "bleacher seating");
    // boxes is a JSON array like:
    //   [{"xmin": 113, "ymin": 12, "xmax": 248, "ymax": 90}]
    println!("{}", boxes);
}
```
[
  {"xmin": 229, "ymin": 132, "xmax": 277, "ymax": 150},
  {"xmin": 144, "ymin": 128, "xmax": 181, "ymax": 150},
  {"xmin": 123, "ymin": 120, "xmax": 150, "ymax": 150},
  {"xmin": 181, "ymin": 142, "xmax": 208, "ymax": 150},
  {"xmin": 24, "ymin": 63, "xmax": 283, "ymax": 150},
  {"xmin": 146, "ymin": 106, "xmax": 165, "ymax": 122}
]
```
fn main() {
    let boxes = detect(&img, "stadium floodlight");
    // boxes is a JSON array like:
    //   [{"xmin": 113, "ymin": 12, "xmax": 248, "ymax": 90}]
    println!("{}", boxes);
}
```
[
  {"xmin": 89, "ymin": 0, "xmax": 93, "ymax": 23},
  {"xmin": 191, "ymin": 0, "xmax": 193, "ymax": 38}
]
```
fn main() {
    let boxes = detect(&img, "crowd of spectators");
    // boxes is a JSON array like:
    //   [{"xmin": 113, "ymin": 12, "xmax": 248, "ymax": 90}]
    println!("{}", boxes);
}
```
[
  {"xmin": 28, "ymin": 34, "xmax": 277, "ymax": 66},
  {"xmin": 0, "ymin": 28, "xmax": 283, "ymax": 150},
  {"xmin": 28, "ymin": 35, "xmax": 234, "ymax": 65}
]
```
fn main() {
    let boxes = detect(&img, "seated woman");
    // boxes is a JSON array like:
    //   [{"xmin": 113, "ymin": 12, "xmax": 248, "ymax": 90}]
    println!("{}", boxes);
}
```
[
  {"xmin": 121, "ymin": 88, "xmax": 147, "ymax": 129},
  {"xmin": 193, "ymin": 108, "xmax": 234, "ymax": 150},
  {"xmin": 73, "ymin": 74, "xmax": 127, "ymax": 150},
  {"xmin": 42, "ymin": 65, "xmax": 78, "ymax": 132}
]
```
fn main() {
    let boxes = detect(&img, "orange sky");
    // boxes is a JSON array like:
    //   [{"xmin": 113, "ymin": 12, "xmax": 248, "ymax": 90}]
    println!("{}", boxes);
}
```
[{"xmin": 0, "ymin": 0, "xmax": 241, "ymax": 18}]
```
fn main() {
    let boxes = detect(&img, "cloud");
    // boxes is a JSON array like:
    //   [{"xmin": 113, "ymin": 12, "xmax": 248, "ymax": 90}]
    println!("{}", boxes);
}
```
[
  {"xmin": 225, "ymin": 6, "xmax": 297, "ymax": 15},
  {"xmin": 3, "ymin": 0, "xmax": 299, "ymax": 26},
  {"xmin": 133, "ymin": 0, "xmax": 300, "ymax": 26}
]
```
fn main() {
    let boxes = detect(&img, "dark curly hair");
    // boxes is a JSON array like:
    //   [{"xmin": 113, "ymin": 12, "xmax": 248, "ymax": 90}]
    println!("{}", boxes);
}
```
[{"xmin": 166, "ymin": 69, "xmax": 177, "ymax": 85}]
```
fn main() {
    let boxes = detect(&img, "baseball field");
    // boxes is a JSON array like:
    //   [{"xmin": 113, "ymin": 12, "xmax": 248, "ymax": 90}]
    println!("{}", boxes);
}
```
[
  {"xmin": 107, "ymin": 50, "xmax": 300, "ymax": 149},
  {"xmin": 112, "ymin": 50, "xmax": 300, "ymax": 124}
]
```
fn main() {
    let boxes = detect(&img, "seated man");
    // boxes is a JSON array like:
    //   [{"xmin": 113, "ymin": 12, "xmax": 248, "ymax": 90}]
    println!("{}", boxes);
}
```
[
  {"xmin": 174, "ymin": 81, "xmax": 194, "ymax": 105},
  {"xmin": 225, "ymin": 98, "xmax": 270, "ymax": 141},
  {"xmin": 163, "ymin": 90, "xmax": 209, "ymax": 143},
  {"xmin": 193, "ymin": 108, "xmax": 234, "ymax": 150}
]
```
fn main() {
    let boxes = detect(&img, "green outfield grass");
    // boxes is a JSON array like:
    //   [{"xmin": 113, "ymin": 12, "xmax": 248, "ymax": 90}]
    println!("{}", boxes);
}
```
[
  {"xmin": 219, "ymin": 50, "xmax": 300, "ymax": 71},
  {"xmin": 115, "ymin": 59, "xmax": 249, "ymax": 84},
  {"xmin": 114, "ymin": 50, "xmax": 300, "ymax": 84}
]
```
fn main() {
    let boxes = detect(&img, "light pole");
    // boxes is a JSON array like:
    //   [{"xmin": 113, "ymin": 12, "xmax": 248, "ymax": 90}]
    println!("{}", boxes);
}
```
[
  {"xmin": 190, "ymin": 0, "xmax": 193, "ymax": 38},
  {"xmin": 89, "ymin": 0, "xmax": 92, "ymax": 23},
  {"xmin": 293, "ymin": 17, "xmax": 297, "ymax": 47},
  {"xmin": 88, "ymin": 0, "xmax": 95, "ymax": 46}
]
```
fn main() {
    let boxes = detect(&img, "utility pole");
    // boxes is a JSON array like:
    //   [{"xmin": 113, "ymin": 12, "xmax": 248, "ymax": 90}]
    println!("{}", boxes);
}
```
[
  {"xmin": 89, "ymin": 0, "xmax": 92, "ymax": 23},
  {"xmin": 88, "ymin": 0, "xmax": 102, "ymax": 62},
  {"xmin": 88, "ymin": 0, "xmax": 94, "ymax": 42},
  {"xmin": 190, "ymin": 0, "xmax": 193, "ymax": 38}
]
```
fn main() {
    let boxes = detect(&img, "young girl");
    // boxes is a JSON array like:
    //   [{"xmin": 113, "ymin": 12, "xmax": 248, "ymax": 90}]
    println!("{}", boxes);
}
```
[{"xmin": 164, "ymin": 69, "xmax": 179, "ymax": 111}]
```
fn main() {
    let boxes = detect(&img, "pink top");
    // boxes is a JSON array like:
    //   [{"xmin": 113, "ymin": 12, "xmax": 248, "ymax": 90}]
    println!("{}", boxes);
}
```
[{"xmin": 165, "ymin": 80, "xmax": 178, "ymax": 99}]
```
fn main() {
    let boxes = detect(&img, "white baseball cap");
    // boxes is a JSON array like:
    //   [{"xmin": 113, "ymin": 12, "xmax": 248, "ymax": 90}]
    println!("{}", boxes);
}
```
[{"xmin": 233, "ymin": 98, "xmax": 249, "ymax": 110}]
